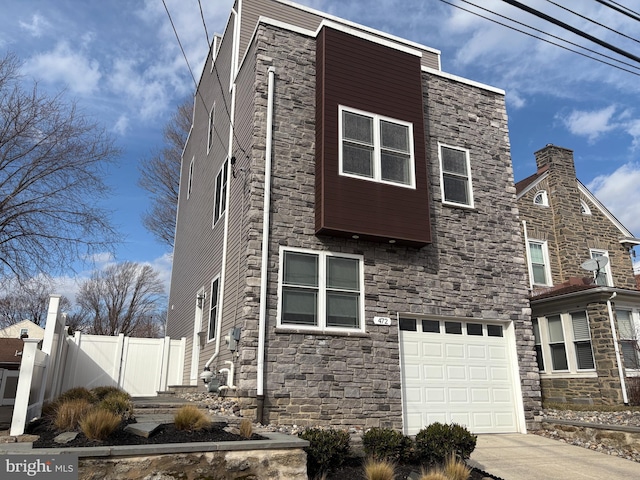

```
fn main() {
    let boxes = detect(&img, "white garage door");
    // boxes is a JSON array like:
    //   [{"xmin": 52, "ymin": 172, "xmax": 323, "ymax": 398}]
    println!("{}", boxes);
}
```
[{"xmin": 399, "ymin": 318, "xmax": 519, "ymax": 435}]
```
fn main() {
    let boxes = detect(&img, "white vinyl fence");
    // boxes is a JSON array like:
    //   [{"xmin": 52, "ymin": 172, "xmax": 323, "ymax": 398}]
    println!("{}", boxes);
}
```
[{"xmin": 10, "ymin": 296, "xmax": 185, "ymax": 435}]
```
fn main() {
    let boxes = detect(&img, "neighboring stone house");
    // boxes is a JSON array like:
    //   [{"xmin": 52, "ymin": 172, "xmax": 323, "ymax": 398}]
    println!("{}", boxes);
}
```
[
  {"xmin": 516, "ymin": 144, "xmax": 640, "ymax": 405},
  {"xmin": 167, "ymin": 0, "xmax": 541, "ymax": 434}
]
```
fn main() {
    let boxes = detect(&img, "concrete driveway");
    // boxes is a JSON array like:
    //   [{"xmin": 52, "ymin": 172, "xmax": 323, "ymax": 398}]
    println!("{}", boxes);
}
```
[{"xmin": 469, "ymin": 433, "xmax": 638, "ymax": 480}]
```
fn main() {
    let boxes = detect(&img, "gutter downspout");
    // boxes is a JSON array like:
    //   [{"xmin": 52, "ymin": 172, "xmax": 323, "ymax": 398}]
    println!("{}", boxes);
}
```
[
  {"xmin": 256, "ymin": 66, "xmax": 275, "ymax": 424},
  {"xmin": 607, "ymin": 292, "xmax": 629, "ymax": 404},
  {"xmin": 522, "ymin": 220, "xmax": 533, "ymax": 290}
]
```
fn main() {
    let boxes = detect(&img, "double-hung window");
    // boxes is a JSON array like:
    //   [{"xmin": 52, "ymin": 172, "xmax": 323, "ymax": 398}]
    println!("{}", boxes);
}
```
[
  {"xmin": 439, "ymin": 144, "xmax": 474, "ymax": 207},
  {"xmin": 339, "ymin": 106, "xmax": 415, "ymax": 188},
  {"xmin": 213, "ymin": 158, "xmax": 228, "ymax": 226},
  {"xmin": 208, "ymin": 277, "xmax": 220, "ymax": 341},
  {"xmin": 528, "ymin": 240, "xmax": 551, "ymax": 286},
  {"xmin": 278, "ymin": 248, "xmax": 364, "ymax": 332},
  {"xmin": 536, "ymin": 311, "xmax": 595, "ymax": 374},
  {"xmin": 590, "ymin": 249, "xmax": 612, "ymax": 286},
  {"xmin": 617, "ymin": 309, "xmax": 639, "ymax": 370}
]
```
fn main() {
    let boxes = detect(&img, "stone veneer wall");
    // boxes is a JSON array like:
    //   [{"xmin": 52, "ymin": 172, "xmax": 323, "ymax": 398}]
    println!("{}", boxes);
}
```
[{"xmin": 236, "ymin": 24, "xmax": 541, "ymax": 430}]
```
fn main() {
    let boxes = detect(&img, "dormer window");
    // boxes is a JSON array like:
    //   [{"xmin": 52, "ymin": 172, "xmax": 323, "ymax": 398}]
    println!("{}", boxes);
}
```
[
  {"xmin": 580, "ymin": 199, "xmax": 591, "ymax": 215},
  {"xmin": 533, "ymin": 190, "xmax": 548, "ymax": 206}
]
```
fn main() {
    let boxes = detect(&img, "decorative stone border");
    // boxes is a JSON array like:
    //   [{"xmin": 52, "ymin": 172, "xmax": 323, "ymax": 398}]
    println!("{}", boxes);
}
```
[{"xmin": 0, "ymin": 433, "xmax": 309, "ymax": 480}]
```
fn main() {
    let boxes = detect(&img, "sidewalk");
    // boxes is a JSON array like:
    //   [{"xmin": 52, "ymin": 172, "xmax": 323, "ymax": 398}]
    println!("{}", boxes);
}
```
[{"xmin": 469, "ymin": 433, "xmax": 638, "ymax": 480}]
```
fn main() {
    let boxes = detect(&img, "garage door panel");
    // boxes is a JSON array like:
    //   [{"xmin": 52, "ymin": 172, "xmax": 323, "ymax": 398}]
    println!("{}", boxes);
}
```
[
  {"xmin": 400, "ymin": 321, "xmax": 518, "ymax": 435},
  {"xmin": 424, "ymin": 365, "xmax": 444, "ymax": 380},
  {"xmin": 468, "ymin": 366, "xmax": 488, "ymax": 380},
  {"xmin": 445, "ymin": 344, "xmax": 465, "ymax": 358},
  {"xmin": 468, "ymin": 345, "xmax": 487, "ymax": 359}
]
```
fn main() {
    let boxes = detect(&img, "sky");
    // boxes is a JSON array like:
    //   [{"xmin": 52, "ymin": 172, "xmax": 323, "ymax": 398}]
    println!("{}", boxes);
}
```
[{"xmin": 2, "ymin": 0, "xmax": 640, "ymax": 300}]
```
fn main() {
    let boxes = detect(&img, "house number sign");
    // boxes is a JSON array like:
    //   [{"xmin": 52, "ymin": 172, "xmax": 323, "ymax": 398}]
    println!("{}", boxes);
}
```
[{"xmin": 373, "ymin": 316, "xmax": 392, "ymax": 325}]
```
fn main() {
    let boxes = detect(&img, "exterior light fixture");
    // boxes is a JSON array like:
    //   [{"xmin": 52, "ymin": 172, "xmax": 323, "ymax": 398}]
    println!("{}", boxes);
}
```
[{"xmin": 197, "ymin": 292, "xmax": 205, "ymax": 308}]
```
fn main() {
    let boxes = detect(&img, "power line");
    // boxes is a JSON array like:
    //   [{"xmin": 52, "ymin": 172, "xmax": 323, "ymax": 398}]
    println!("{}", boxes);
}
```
[
  {"xmin": 498, "ymin": 0, "xmax": 640, "ymax": 64},
  {"xmin": 438, "ymin": 0, "xmax": 640, "ymax": 76},
  {"xmin": 594, "ymin": 0, "xmax": 640, "ymax": 23},
  {"xmin": 197, "ymin": 0, "xmax": 210, "ymax": 46},
  {"xmin": 545, "ymin": 0, "xmax": 640, "ymax": 45},
  {"xmin": 456, "ymin": 0, "xmax": 640, "ymax": 72},
  {"xmin": 161, "ymin": 0, "xmax": 227, "ymax": 152}
]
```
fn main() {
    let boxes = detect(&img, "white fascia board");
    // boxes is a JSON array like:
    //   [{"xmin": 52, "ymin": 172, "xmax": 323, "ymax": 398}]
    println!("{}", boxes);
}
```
[
  {"xmin": 515, "ymin": 171, "xmax": 549, "ymax": 200},
  {"xmin": 275, "ymin": 0, "xmax": 441, "ymax": 57},
  {"xmin": 577, "ymin": 181, "xmax": 634, "ymax": 238},
  {"xmin": 422, "ymin": 66, "xmax": 505, "ymax": 95}
]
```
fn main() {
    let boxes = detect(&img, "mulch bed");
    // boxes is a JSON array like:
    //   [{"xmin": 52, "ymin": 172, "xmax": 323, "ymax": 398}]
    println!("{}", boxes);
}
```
[{"xmin": 27, "ymin": 418, "xmax": 264, "ymax": 448}]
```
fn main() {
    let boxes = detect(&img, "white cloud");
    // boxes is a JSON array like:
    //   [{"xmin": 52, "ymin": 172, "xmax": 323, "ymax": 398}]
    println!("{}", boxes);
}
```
[
  {"xmin": 22, "ymin": 41, "xmax": 101, "ymax": 95},
  {"xmin": 149, "ymin": 252, "xmax": 173, "ymax": 296},
  {"xmin": 587, "ymin": 162, "xmax": 640, "ymax": 236},
  {"xmin": 558, "ymin": 106, "xmax": 618, "ymax": 142},
  {"xmin": 19, "ymin": 13, "xmax": 50, "ymax": 37},
  {"xmin": 113, "ymin": 114, "xmax": 130, "ymax": 136}
]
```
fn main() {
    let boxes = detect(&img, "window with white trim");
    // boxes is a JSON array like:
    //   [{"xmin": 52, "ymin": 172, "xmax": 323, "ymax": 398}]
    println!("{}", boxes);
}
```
[
  {"xmin": 590, "ymin": 249, "xmax": 612, "ymax": 286},
  {"xmin": 536, "ymin": 311, "xmax": 595, "ymax": 374},
  {"xmin": 207, "ymin": 103, "xmax": 215, "ymax": 153},
  {"xmin": 580, "ymin": 199, "xmax": 591, "ymax": 215},
  {"xmin": 439, "ymin": 144, "xmax": 473, "ymax": 207},
  {"xmin": 187, "ymin": 156, "xmax": 195, "ymax": 199},
  {"xmin": 208, "ymin": 277, "xmax": 220, "ymax": 341},
  {"xmin": 616, "ymin": 309, "xmax": 639, "ymax": 369},
  {"xmin": 278, "ymin": 248, "xmax": 364, "ymax": 332},
  {"xmin": 528, "ymin": 240, "xmax": 552, "ymax": 286},
  {"xmin": 213, "ymin": 159, "xmax": 228, "ymax": 226},
  {"xmin": 532, "ymin": 319, "xmax": 545, "ymax": 372},
  {"xmin": 533, "ymin": 190, "xmax": 548, "ymax": 206},
  {"xmin": 339, "ymin": 106, "xmax": 415, "ymax": 188}
]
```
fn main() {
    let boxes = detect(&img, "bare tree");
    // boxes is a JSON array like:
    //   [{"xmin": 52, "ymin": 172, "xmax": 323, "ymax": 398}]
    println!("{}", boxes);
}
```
[
  {"xmin": 76, "ymin": 261, "xmax": 165, "ymax": 337},
  {"xmin": 0, "ymin": 276, "xmax": 72, "ymax": 327},
  {"xmin": 138, "ymin": 98, "xmax": 192, "ymax": 248},
  {"xmin": 0, "ymin": 53, "xmax": 120, "ymax": 282}
]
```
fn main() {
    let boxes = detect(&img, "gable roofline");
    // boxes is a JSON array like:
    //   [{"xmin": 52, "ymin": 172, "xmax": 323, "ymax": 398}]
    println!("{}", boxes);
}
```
[
  {"xmin": 576, "ymin": 180, "xmax": 634, "ymax": 238},
  {"xmin": 515, "ymin": 168, "xmax": 549, "ymax": 199}
]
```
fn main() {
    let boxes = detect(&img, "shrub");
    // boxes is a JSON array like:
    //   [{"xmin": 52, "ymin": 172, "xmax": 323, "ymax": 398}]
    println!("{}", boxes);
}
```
[
  {"xmin": 299, "ymin": 427, "xmax": 351, "ymax": 478},
  {"xmin": 41, "ymin": 401, "xmax": 59, "ymax": 419},
  {"xmin": 91, "ymin": 386, "xmax": 124, "ymax": 402},
  {"xmin": 174, "ymin": 405, "xmax": 211, "ymax": 431},
  {"xmin": 443, "ymin": 453, "xmax": 471, "ymax": 480},
  {"xmin": 54, "ymin": 399, "xmax": 94, "ymax": 431},
  {"xmin": 363, "ymin": 427, "xmax": 413, "ymax": 462},
  {"xmin": 414, "ymin": 423, "xmax": 477, "ymax": 466},
  {"xmin": 239, "ymin": 418, "xmax": 253, "ymax": 439},
  {"xmin": 57, "ymin": 387, "xmax": 95, "ymax": 404},
  {"xmin": 363, "ymin": 457, "xmax": 395, "ymax": 480},
  {"xmin": 79, "ymin": 409, "xmax": 121, "ymax": 440},
  {"xmin": 99, "ymin": 391, "xmax": 134, "ymax": 420}
]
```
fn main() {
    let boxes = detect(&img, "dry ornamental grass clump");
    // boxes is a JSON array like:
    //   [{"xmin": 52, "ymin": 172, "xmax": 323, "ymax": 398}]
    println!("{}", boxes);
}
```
[
  {"xmin": 239, "ymin": 418, "xmax": 253, "ymax": 439},
  {"xmin": 54, "ymin": 399, "xmax": 94, "ymax": 431},
  {"xmin": 363, "ymin": 457, "xmax": 396, "ymax": 480},
  {"xmin": 79, "ymin": 409, "xmax": 121, "ymax": 440},
  {"xmin": 443, "ymin": 454, "xmax": 471, "ymax": 480},
  {"xmin": 174, "ymin": 405, "xmax": 211, "ymax": 431}
]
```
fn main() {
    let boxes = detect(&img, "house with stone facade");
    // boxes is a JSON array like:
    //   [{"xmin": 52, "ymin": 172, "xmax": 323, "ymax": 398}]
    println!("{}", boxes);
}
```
[
  {"xmin": 166, "ymin": 0, "xmax": 541, "ymax": 435},
  {"xmin": 516, "ymin": 144, "xmax": 640, "ymax": 405}
]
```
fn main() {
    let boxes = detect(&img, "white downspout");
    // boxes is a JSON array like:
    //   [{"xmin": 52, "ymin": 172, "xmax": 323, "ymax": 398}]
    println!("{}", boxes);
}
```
[
  {"xmin": 257, "ymin": 66, "xmax": 276, "ymax": 423},
  {"xmin": 522, "ymin": 220, "xmax": 533, "ymax": 290},
  {"xmin": 607, "ymin": 292, "xmax": 629, "ymax": 404}
]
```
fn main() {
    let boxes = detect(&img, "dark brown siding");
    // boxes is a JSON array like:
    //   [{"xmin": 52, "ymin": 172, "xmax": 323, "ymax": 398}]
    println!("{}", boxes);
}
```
[{"xmin": 315, "ymin": 27, "xmax": 431, "ymax": 246}]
